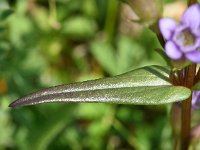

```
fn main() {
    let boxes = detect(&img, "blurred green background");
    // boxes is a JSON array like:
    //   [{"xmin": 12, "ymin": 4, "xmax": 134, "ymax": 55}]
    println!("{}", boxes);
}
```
[{"xmin": 0, "ymin": 0, "xmax": 188, "ymax": 149}]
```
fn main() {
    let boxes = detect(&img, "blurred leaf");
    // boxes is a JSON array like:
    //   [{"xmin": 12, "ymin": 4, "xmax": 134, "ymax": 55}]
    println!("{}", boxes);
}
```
[
  {"xmin": 164, "ymin": 0, "xmax": 174, "ymax": 3},
  {"xmin": 62, "ymin": 16, "xmax": 96, "ymax": 39},
  {"xmin": 135, "ymin": 29, "xmax": 165, "ymax": 72},
  {"xmin": 0, "ymin": 1, "xmax": 13, "ymax": 21},
  {"xmin": 0, "ymin": 27, "xmax": 5, "ymax": 32},
  {"xmin": 117, "ymin": 37, "xmax": 146, "ymax": 72},
  {"xmin": 90, "ymin": 41, "xmax": 117, "ymax": 75},
  {"xmin": 0, "ymin": 9, "xmax": 13, "ymax": 20},
  {"xmin": 90, "ymin": 36, "xmax": 147, "ymax": 75},
  {"xmin": 77, "ymin": 103, "xmax": 111, "ymax": 119},
  {"xmin": 194, "ymin": 81, "xmax": 200, "ymax": 90},
  {"xmin": 9, "ymin": 65, "xmax": 191, "ymax": 107},
  {"xmin": 0, "ymin": 97, "xmax": 13, "ymax": 147},
  {"xmin": 82, "ymin": 0, "xmax": 98, "ymax": 18},
  {"xmin": 31, "ymin": 7, "xmax": 50, "ymax": 31},
  {"xmin": 27, "ymin": 106, "xmax": 74, "ymax": 150},
  {"xmin": 155, "ymin": 48, "xmax": 170, "ymax": 66}
]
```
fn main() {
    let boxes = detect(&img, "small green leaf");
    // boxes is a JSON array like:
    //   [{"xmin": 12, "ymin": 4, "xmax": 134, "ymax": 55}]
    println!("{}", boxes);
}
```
[
  {"xmin": 193, "ymin": 81, "xmax": 200, "ymax": 90},
  {"xmin": 90, "ymin": 37, "xmax": 147, "ymax": 75},
  {"xmin": 62, "ymin": 17, "xmax": 96, "ymax": 39},
  {"xmin": 0, "ymin": 1, "xmax": 13, "ymax": 21},
  {"xmin": 0, "ymin": 9, "xmax": 13, "ymax": 20},
  {"xmin": 28, "ymin": 105, "xmax": 74, "ymax": 150},
  {"xmin": 90, "ymin": 41, "xmax": 117, "ymax": 75},
  {"xmin": 9, "ymin": 66, "xmax": 191, "ymax": 107}
]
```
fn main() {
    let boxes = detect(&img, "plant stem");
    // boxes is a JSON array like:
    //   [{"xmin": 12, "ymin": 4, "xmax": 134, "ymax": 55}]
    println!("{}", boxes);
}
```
[
  {"xmin": 104, "ymin": 0, "xmax": 119, "ymax": 41},
  {"xmin": 181, "ymin": 64, "xmax": 196, "ymax": 150},
  {"xmin": 49, "ymin": 0, "xmax": 57, "ymax": 19},
  {"xmin": 181, "ymin": 96, "xmax": 192, "ymax": 150},
  {"xmin": 181, "ymin": 1, "xmax": 197, "ymax": 149}
]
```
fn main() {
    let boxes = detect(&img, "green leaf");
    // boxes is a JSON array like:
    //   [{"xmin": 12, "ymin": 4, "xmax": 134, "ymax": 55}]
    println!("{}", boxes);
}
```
[
  {"xmin": 0, "ymin": 9, "xmax": 13, "ymax": 20},
  {"xmin": 90, "ymin": 41, "xmax": 117, "ymax": 75},
  {"xmin": 0, "ymin": 27, "xmax": 5, "ymax": 32},
  {"xmin": 90, "ymin": 36, "xmax": 147, "ymax": 75},
  {"xmin": 62, "ymin": 16, "xmax": 97, "ymax": 39},
  {"xmin": 28, "ymin": 105, "xmax": 74, "ymax": 150},
  {"xmin": 9, "ymin": 66, "xmax": 191, "ymax": 107},
  {"xmin": 193, "ymin": 81, "xmax": 200, "ymax": 90},
  {"xmin": 0, "ymin": 1, "xmax": 13, "ymax": 21}
]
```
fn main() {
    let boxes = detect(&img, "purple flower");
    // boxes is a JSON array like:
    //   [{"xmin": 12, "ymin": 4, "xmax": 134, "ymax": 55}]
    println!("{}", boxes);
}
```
[
  {"xmin": 192, "ymin": 91, "xmax": 200, "ymax": 109},
  {"xmin": 159, "ymin": 3, "xmax": 200, "ymax": 63}
]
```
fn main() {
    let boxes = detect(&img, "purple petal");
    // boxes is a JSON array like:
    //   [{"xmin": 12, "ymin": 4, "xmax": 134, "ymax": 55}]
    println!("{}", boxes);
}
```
[
  {"xmin": 185, "ymin": 50, "xmax": 200, "ymax": 62},
  {"xmin": 165, "ymin": 41, "xmax": 183, "ymax": 59},
  {"xmin": 192, "ymin": 28, "xmax": 200, "ymax": 37},
  {"xmin": 181, "ymin": 4, "xmax": 200, "ymax": 29},
  {"xmin": 178, "ymin": 35, "xmax": 200, "ymax": 53},
  {"xmin": 159, "ymin": 18, "xmax": 178, "ymax": 40}
]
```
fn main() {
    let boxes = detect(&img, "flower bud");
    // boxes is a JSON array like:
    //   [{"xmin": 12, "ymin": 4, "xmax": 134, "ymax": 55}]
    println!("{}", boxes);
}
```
[{"xmin": 124, "ymin": 0, "xmax": 163, "ymax": 25}]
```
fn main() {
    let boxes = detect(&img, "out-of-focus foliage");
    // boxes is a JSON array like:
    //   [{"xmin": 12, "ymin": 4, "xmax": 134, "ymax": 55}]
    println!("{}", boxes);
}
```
[{"xmin": 0, "ymin": 0, "xmax": 187, "ymax": 150}]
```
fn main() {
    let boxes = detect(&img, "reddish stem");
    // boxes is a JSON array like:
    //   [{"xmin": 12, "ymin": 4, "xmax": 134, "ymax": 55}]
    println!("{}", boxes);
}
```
[{"xmin": 181, "ymin": 64, "xmax": 196, "ymax": 150}]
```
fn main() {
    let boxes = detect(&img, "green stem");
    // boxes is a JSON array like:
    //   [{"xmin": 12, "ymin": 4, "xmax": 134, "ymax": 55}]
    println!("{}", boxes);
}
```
[
  {"xmin": 48, "ymin": 0, "xmax": 61, "ymax": 29},
  {"xmin": 181, "ymin": 64, "xmax": 196, "ymax": 150},
  {"xmin": 49, "ymin": 0, "xmax": 57, "ymax": 23},
  {"xmin": 104, "ymin": 0, "xmax": 119, "ymax": 41}
]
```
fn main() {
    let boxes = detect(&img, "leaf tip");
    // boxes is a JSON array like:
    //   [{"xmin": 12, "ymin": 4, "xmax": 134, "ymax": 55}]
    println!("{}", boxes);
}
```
[{"xmin": 8, "ymin": 100, "xmax": 19, "ymax": 108}]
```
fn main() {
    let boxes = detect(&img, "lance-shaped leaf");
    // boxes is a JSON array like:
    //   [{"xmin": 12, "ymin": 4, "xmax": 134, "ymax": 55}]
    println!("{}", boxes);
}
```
[{"xmin": 9, "ymin": 66, "xmax": 191, "ymax": 107}]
